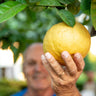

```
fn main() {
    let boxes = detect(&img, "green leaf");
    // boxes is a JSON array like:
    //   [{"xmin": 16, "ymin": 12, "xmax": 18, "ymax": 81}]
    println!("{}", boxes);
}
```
[
  {"xmin": 39, "ymin": 0, "xmax": 62, "ymax": 6},
  {"xmin": 67, "ymin": 0, "xmax": 80, "ymax": 15},
  {"xmin": 80, "ymin": 0, "xmax": 91, "ymax": 15},
  {"xmin": 58, "ymin": 0, "xmax": 75, "ymax": 4},
  {"xmin": 0, "ymin": 1, "xmax": 27, "ymax": 23},
  {"xmin": 28, "ymin": 0, "xmax": 41, "ymax": 3},
  {"xmin": 16, "ymin": 0, "xmax": 27, "ymax": 4},
  {"xmin": 57, "ymin": 9, "xmax": 75, "ymax": 27},
  {"xmin": 91, "ymin": 0, "xmax": 96, "ymax": 30},
  {"xmin": 10, "ymin": 45, "xmax": 19, "ymax": 62}
]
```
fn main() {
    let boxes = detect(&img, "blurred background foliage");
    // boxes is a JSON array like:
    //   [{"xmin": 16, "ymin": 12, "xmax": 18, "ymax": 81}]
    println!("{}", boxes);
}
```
[
  {"xmin": 0, "ymin": 7, "xmax": 62, "ymax": 61},
  {"xmin": 0, "ymin": 79, "xmax": 26, "ymax": 96},
  {"xmin": 0, "ymin": 0, "xmax": 96, "ymax": 95}
]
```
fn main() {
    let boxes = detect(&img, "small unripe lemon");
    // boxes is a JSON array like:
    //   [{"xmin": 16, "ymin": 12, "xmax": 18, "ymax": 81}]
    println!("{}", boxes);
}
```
[{"xmin": 43, "ymin": 22, "xmax": 91, "ymax": 65}]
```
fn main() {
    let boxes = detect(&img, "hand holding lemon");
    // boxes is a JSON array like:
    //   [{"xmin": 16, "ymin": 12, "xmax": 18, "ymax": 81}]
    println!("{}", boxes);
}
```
[{"xmin": 41, "ymin": 22, "xmax": 90, "ymax": 96}]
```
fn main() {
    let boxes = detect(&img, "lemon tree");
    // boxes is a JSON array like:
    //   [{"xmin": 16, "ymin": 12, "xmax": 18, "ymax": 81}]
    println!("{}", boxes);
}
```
[
  {"xmin": 0, "ymin": 0, "xmax": 96, "ymax": 62},
  {"xmin": 0, "ymin": 0, "xmax": 96, "ymax": 28}
]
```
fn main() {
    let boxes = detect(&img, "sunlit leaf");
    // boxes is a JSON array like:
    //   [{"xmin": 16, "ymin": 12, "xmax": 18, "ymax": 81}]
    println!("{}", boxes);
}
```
[{"xmin": 0, "ymin": 1, "xmax": 27, "ymax": 23}]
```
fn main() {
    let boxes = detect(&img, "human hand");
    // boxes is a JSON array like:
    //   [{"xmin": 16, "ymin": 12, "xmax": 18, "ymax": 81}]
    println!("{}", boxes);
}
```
[{"xmin": 41, "ymin": 51, "xmax": 85, "ymax": 96}]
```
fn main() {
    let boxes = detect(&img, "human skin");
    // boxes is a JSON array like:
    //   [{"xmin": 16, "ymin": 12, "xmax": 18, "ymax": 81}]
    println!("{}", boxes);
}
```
[
  {"xmin": 41, "ymin": 51, "xmax": 85, "ymax": 96},
  {"xmin": 23, "ymin": 43, "xmax": 54, "ymax": 96}
]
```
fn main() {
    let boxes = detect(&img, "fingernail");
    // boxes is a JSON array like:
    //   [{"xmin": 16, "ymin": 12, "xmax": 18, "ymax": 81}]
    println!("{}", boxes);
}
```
[
  {"xmin": 62, "ymin": 51, "xmax": 69, "ymax": 58},
  {"xmin": 75, "ymin": 53, "xmax": 81, "ymax": 59},
  {"xmin": 45, "ymin": 52, "xmax": 51, "ymax": 59}
]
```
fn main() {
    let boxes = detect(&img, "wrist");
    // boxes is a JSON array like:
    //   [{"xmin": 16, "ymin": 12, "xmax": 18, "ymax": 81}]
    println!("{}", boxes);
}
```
[{"xmin": 55, "ymin": 85, "xmax": 81, "ymax": 96}]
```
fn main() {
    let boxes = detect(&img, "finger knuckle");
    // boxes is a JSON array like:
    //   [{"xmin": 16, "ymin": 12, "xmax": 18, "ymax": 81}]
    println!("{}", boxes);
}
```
[{"xmin": 57, "ymin": 79, "xmax": 65, "ymax": 86}]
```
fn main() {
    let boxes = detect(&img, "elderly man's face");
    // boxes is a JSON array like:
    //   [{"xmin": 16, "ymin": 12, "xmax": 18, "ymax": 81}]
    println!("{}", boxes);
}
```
[{"xmin": 23, "ymin": 44, "xmax": 51, "ymax": 90}]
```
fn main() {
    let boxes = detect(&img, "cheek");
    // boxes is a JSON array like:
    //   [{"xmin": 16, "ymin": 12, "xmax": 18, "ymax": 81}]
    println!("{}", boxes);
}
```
[
  {"xmin": 43, "ymin": 68, "xmax": 49, "ymax": 75},
  {"xmin": 25, "ymin": 67, "xmax": 34, "ymax": 76}
]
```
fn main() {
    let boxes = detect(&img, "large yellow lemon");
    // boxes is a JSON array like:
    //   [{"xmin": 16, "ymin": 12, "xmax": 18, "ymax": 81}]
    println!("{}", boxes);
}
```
[{"xmin": 43, "ymin": 22, "xmax": 91, "ymax": 65}]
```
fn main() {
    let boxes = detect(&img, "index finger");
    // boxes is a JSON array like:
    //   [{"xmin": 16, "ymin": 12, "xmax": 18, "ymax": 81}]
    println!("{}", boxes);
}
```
[{"xmin": 45, "ymin": 52, "xmax": 67, "ymax": 79}]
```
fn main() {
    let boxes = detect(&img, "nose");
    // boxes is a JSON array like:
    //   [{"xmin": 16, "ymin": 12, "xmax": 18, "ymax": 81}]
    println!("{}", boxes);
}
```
[{"xmin": 35, "ymin": 63, "xmax": 43, "ymax": 72}]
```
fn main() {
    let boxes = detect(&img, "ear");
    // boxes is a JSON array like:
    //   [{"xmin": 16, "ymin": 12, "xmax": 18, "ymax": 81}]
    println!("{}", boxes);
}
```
[{"xmin": 22, "ymin": 63, "xmax": 26, "ymax": 78}]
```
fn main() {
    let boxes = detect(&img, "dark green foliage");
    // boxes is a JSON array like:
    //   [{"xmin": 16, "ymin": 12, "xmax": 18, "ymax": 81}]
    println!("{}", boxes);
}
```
[
  {"xmin": 57, "ymin": 9, "xmax": 75, "ymax": 27},
  {"xmin": 0, "ymin": 8, "xmax": 61, "ymax": 62},
  {"xmin": 67, "ymin": 0, "xmax": 80, "ymax": 15},
  {"xmin": 58, "ymin": 0, "xmax": 75, "ymax": 5},
  {"xmin": 80, "ymin": 0, "xmax": 91, "ymax": 15},
  {"xmin": 91, "ymin": 0, "xmax": 96, "ymax": 30}
]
